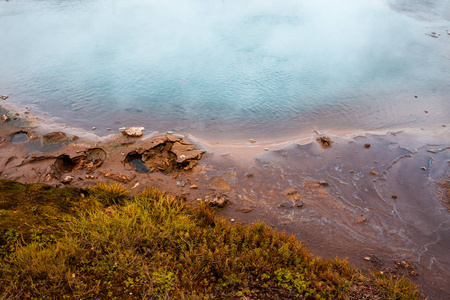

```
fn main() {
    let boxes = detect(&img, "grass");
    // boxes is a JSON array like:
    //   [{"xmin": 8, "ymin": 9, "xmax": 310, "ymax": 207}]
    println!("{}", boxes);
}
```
[
  {"xmin": 0, "ymin": 180, "xmax": 421, "ymax": 299},
  {"xmin": 372, "ymin": 271, "xmax": 420, "ymax": 300}
]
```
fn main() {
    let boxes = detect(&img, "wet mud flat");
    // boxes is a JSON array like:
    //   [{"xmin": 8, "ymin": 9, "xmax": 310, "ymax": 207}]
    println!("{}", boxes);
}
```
[
  {"xmin": 202, "ymin": 133, "xmax": 449, "ymax": 299},
  {"xmin": 0, "ymin": 106, "xmax": 449, "ymax": 298}
]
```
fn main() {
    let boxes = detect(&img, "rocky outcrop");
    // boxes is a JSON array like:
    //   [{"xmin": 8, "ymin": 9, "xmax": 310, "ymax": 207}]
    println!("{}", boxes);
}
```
[
  {"xmin": 124, "ymin": 135, "xmax": 205, "ymax": 173},
  {"xmin": 53, "ymin": 148, "xmax": 107, "ymax": 174}
]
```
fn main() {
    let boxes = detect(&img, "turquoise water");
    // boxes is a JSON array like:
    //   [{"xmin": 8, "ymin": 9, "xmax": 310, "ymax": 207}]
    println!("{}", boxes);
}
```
[{"xmin": 0, "ymin": 0, "xmax": 449, "ymax": 139}]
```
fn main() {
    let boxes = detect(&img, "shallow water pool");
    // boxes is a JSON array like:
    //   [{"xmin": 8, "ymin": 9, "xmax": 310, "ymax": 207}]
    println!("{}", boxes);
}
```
[{"xmin": 0, "ymin": 0, "xmax": 449, "ymax": 140}]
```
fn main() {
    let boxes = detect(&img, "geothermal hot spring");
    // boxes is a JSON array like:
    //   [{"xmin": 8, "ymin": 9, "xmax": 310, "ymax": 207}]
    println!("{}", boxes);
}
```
[
  {"xmin": 1, "ymin": 0, "xmax": 450, "ymax": 297},
  {"xmin": 0, "ymin": 0, "xmax": 449, "ymax": 140}
]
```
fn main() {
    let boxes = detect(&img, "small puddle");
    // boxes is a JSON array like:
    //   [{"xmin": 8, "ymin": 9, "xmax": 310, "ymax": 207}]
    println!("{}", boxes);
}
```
[
  {"xmin": 125, "ymin": 152, "xmax": 150, "ymax": 173},
  {"xmin": 130, "ymin": 159, "xmax": 150, "ymax": 174},
  {"xmin": 11, "ymin": 132, "xmax": 29, "ymax": 143}
]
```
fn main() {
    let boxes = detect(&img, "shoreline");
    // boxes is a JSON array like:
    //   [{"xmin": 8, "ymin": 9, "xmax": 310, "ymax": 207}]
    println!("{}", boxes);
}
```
[
  {"xmin": 1, "ymin": 98, "xmax": 448, "ymax": 158},
  {"xmin": 1, "ymin": 102, "xmax": 449, "ymax": 298}
]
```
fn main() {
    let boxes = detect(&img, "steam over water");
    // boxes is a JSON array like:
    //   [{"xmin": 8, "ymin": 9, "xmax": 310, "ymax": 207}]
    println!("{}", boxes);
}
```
[{"xmin": 0, "ymin": 0, "xmax": 449, "ymax": 139}]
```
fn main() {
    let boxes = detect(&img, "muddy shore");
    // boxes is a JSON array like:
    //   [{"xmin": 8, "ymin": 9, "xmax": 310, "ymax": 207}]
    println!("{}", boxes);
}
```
[{"xmin": 0, "ymin": 104, "xmax": 449, "ymax": 299}]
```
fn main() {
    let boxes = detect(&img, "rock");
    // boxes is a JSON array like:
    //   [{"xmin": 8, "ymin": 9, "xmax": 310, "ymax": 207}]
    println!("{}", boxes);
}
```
[
  {"xmin": 131, "ymin": 182, "xmax": 140, "ymax": 189},
  {"xmin": 249, "ymin": 139, "xmax": 256, "ymax": 143},
  {"xmin": 236, "ymin": 207, "xmax": 253, "ymax": 213},
  {"xmin": 1, "ymin": 95, "xmax": 9, "ymax": 100},
  {"xmin": 318, "ymin": 181, "xmax": 329, "ymax": 187},
  {"xmin": 279, "ymin": 201, "xmax": 294, "ymax": 208},
  {"xmin": 204, "ymin": 193, "xmax": 229, "ymax": 208},
  {"xmin": 317, "ymin": 136, "xmax": 332, "ymax": 148},
  {"xmin": 171, "ymin": 142, "xmax": 205, "ymax": 164},
  {"xmin": 84, "ymin": 162, "xmax": 95, "ymax": 172},
  {"xmin": 245, "ymin": 172, "xmax": 254, "ymax": 179},
  {"xmin": 92, "ymin": 127, "xmax": 96, "ymax": 130},
  {"xmin": 364, "ymin": 143, "xmax": 371, "ymax": 149},
  {"xmin": 283, "ymin": 188, "xmax": 298, "ymax": 196},
  {"xmin": 86, "ymin": 148, "xmax": 107, "ymax": 167},
  {"xmin": 189, "ymin": 184, "xmax": 199, "ymax": 189},
  {"xmin": 424, "ymin": 110, "xmax": 428, "ymax": 113},
  {"xmin": 369, "ymin": 170, "xmax": 377, "ymax": 175},
  {"xmin": 120, "ymin": 126, "xmax": 145, "ymax": 137},
  {"xmin": 357, "ymin": 215, "xmax": 367, "ymax": 223},
  {"xmin": 61, "ymin": 175, "xmax": 74, "ymax": 184},
  {"xmin": 364, "ymin": 257, "xmax": 371, "ymax": 261},
  {"xmin": 123, "ymin": 136, "xmax": 204, "ymax": 173},
  {"xmin": 99, "ymin": 169, "xmax": 135, "ymax": 183},
  {"xmin": 1, "ymin": 114, "xmax": 10, "ymax": 122},
  {"xmin": 421, "ymin": 167, "xmax": 426, "ymax": 171},
  {"xmin": 395, "ymin": 260, "xmax": 416, "ymax": 275},
  {"xmin": 264, "ymin": 148, "xmax": 269, "ymax": 151},
  {"xmin": 392, "ymin": 195, "xmax": 398, "ymax": 200},
  {"xmin": 54, "ymin": 154, "xmax": 85, "ymax": 173},
  {"xmin": 85, "ymin": 174, "xmax": 95, "ymax": 179},
  {"xmin": 165, "ymin": 134, "xmax": 181, "ymax": 142},
  {"xmin": 45, "ymin": 174, "xmax": 52, "ymax": 182},
  {"xmin": 295, "ymin": 200, "xmax": 304, "ymax": 208},
  {"xmin": 177, "ymin": 180, "xmax": 186, "ymax": 187},
  {"xmin": 291, "ymin": 194, "xmax": 302, "ymax": 200},
  {"xmin": 283, "ymin": 188, "xmax": 301, "ymax": 200}
]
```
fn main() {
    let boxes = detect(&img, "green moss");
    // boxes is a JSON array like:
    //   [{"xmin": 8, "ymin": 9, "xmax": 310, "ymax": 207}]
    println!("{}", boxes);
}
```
[
  {"xmin": 0, "ymin": 181, "xmax": 421, "ymax": 299},
  {"xmin": 0, "ymin": 179, "xmax": 85, "ymax": 256}
]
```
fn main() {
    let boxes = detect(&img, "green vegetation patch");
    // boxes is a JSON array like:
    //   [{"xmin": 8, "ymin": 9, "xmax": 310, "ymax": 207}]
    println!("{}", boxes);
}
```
[
  {"xmin": 0, "ymin": 181, "xmax": 420, "ymax": 299},
  {"xmin": 0, "ymin": 179, "xmax": 86, "ymax": 257}
]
